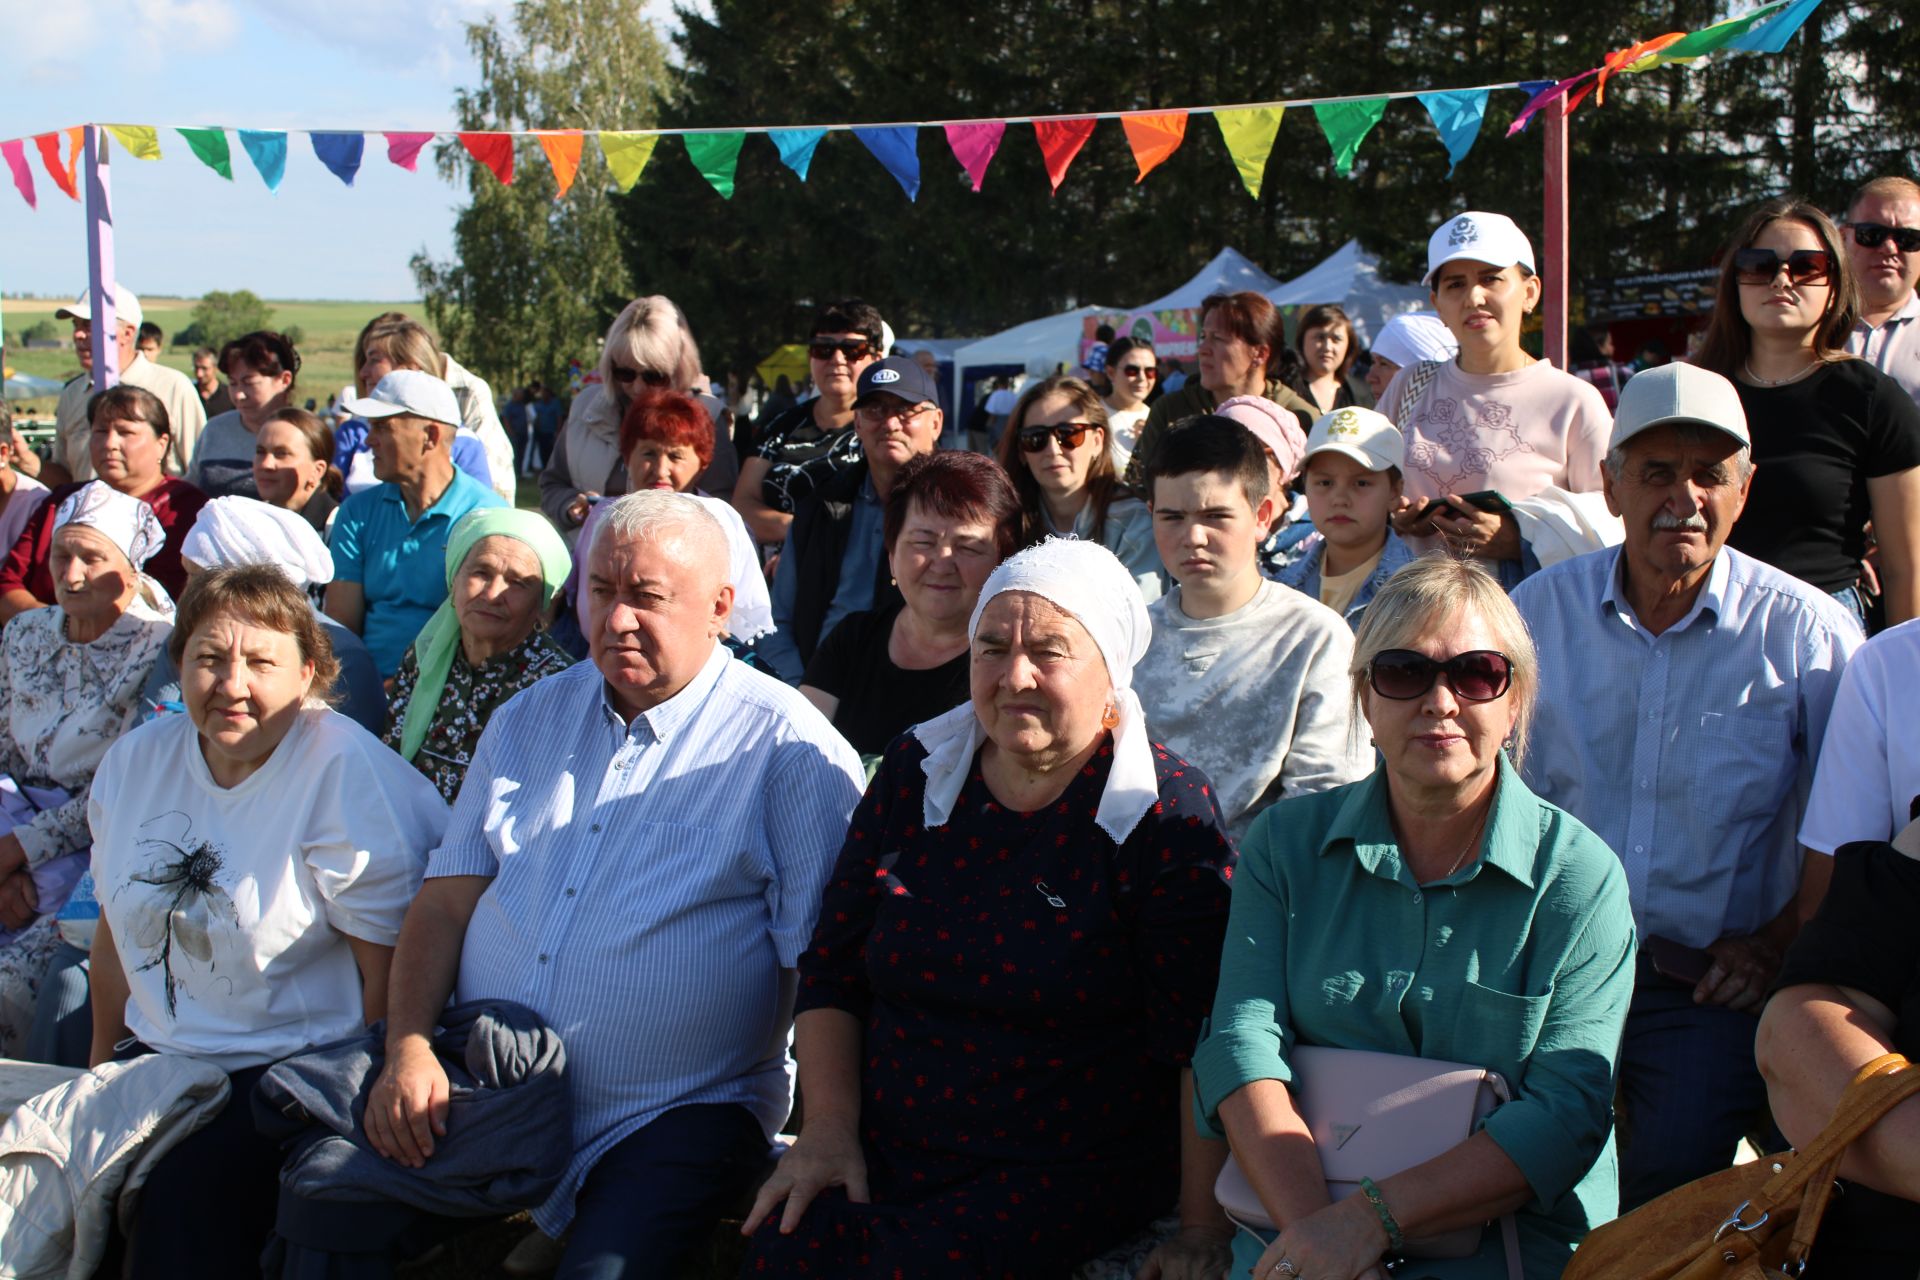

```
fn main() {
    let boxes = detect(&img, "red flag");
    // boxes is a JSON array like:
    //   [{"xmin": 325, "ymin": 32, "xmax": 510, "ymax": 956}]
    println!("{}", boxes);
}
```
[
  {"xmin": 32, "ymin": 129, "xmax": 80, "ymax": 201},
  {"xmin": 1033, "ymin": 118, "xmax": 1097, "ymax": 195},
  {"xmin": 459, "ymin": 132, "xmax": 515, "ymax": 185}
]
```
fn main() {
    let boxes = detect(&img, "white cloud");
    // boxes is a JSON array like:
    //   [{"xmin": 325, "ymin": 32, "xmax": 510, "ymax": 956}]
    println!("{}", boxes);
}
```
[
  {"xmin": 1, "ymin": 0, "xmax": 239, "ymax": 79},
  {"xmin": 246, "ymin": 0, "xmax": 512, "ymax": 70}
]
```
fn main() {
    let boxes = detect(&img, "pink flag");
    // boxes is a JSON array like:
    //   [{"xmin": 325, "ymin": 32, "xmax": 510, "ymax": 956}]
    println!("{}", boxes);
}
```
[
  {"xmin": 385, "ymin": 132, "xmax": 435, "ymax": 172},
  {"xmin": 1, "ymin": 139, "xmax": 35, "ymax": 208},
  {"xmin": 943, "ymin": 122, "xmax": 1005, "ymax": 192}
]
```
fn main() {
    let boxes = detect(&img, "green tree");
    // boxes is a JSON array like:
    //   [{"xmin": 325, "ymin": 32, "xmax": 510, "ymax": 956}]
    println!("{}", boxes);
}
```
[
  {"xmin": 190, "ymin": 289, "xmax": 275, "ymax": 351},
  {"xmin": 412, "ymin": 0, "xmax": 671, "ymax": 390}
]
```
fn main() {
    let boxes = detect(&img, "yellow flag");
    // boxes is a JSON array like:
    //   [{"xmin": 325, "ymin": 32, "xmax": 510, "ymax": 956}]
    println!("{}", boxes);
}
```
[
  {"xmin": 1213, "ymin": 107, "xmax": 1283, "ymax": 200},
  {"xmin": 598, "ymin": 132, "xmax": 660, "ymax": 192},
  {"xmin": 104, "ymin": 125, "xmax": 163, "ymax": 161}
]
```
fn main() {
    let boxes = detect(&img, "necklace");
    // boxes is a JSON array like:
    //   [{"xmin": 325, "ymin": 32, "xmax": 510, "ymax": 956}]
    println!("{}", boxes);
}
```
[{"xmin": 1743, "ymin": 357, "xmax": 1820, "ymax": 388}]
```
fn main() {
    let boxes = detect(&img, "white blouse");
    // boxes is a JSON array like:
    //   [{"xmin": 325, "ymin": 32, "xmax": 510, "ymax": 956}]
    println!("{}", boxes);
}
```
[{"xmin": 88, "ymin": 708, "xmax": 448, "ymax": 1069}]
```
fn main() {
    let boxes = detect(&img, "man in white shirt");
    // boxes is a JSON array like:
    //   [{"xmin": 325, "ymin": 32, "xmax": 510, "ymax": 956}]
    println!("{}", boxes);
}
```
[
  {"xmin": 51, "ymin": 286, "xmax": 206, "ymax": 482},
  {"xmin": 1843, "ymin": 176, "xmax": 1920, "ymax": 404}
]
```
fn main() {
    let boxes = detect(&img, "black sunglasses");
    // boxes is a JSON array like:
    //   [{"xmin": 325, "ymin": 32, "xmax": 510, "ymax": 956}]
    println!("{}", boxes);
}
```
[
  {"xmin": 1368, "ymin": 649, "xmax": 1514, "ymax": 703},
  {"xmin": 1848, "ymin": 221, "xmax": 1920, "ymax": 254},
  {"xmin": 810, "ymin": 338, "xmax": 875, "ymax": 362},
  {"xmin": 1115, "ymin": 364, "xmax": 1157, "ymax": 379},
  {"xmin": 1018, "ymin": 423, "xmax": 1095, "ymax": 453},
  {"xmin": 1733, "ymin": 248, "xmax": 1833, "ymax": 287},
  {"xmin": 611, "ymin": 366, "xmax": 671, "ymax": 387}
]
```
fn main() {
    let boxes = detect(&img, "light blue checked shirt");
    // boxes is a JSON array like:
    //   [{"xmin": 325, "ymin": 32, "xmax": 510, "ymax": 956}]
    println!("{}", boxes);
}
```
[
  {"xmin": 426, "ymin": 645, "xmax": 864, "ymax": 1231},
  {"xmin": 1512, "ymin": 546, "xmax": 1859, "ymax": 950}
]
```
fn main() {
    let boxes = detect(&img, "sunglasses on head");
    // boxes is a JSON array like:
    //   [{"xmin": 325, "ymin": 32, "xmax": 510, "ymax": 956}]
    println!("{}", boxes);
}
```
[
  {"xmin": 611, "ymin": 366, "xmax": 671, "ymax": 387},
  {"xmin": 1733, "ymin": 248, "xmax": 1833, "ymax": 287},
  {"xmin": 1368, "ymin": 649, "xmax": 1514, "ymax": 702},
  {"xmin": 1849, "ymin": 221, "xmax": 1920, "ymax": 254},
  {"xmin": 810, "ymin": 338, "xmax": 875, "ymax": 362},
  {"xmin": 1116, "ymin": 364, "xmax": 1157, "ymax": 379},
  {"xmin": 1018, "ymin": 423, "xmax": 1095, "ymax": 453}
]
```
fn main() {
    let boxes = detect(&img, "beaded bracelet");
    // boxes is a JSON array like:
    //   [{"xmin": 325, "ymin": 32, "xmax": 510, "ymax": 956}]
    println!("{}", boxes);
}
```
[{"xmin": 1358, "ymin": 1176, "xmax": 1406, "ymax": 1252}]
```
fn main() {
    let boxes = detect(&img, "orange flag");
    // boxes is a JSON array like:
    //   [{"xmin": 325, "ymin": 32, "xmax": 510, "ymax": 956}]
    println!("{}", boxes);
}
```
[
  {"xmin": 32, "ymin": 128, "xmax": 83, "ymax": 201},
  {"xmin": 1120, "ymin": 112, "xmax": 1188, "ymax": 183},
  {"xmin": 535, "ymin": 131, "xmax": 584, "ymax": 199},
  {"xmin": 1033, "ymin": 118, "xmax": 1097, "ymax": 195},
  {"xmin": 459, "ymin": 132, "xmax": 515, "ymax": 185}
]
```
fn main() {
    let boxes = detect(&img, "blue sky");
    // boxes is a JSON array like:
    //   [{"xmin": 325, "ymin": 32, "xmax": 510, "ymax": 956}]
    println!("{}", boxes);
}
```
[{"xmin": 0, "ymin": 0, "xmax": 674, "ymax": 301}]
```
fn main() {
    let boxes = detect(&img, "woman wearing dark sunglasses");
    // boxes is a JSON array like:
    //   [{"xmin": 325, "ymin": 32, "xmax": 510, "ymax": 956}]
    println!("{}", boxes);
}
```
[
  {"xmin": 1196, "ymin": 555, "xmax": 1634, "ymax": 1280},
  {"xmin": 996, "ymin": 374, "xmax": 1165, "ymax": 600},
  {"xmin": 538, "ymin": 296, "xmax": 736, "ymax": 545},
  {"xmin": 1101, "ymin": 336, "xmax": 1158, "ymax": 470},
  {"xmin": 1696, "ymin": 197, "xmax": 1920, "ymax": 628},
  {"xmin": 731, "ymin": 299, "xmax": 884, "ymax": 547}
]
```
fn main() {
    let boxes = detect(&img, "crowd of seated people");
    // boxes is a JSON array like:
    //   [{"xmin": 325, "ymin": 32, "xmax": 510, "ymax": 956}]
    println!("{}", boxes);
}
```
[{"xmin": 4, "ymin": 182, "xmax": 1920, "ymax": 1280}]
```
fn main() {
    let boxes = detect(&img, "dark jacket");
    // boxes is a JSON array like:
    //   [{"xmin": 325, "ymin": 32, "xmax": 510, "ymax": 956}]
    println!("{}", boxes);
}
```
[
  {"xmin": 253, "ymin": 999, "xmax": 569, "ymax": 1218},
  {"xmin": 1123, "ymin": 379, "xmax": 1318, "ymax": 489},
  {"xmin": 786, "ymin": 460, "xmax": 900, "ymax": 668}
]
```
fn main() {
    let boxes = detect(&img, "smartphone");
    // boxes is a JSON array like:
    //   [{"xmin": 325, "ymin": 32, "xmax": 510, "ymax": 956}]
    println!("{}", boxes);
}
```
[
  {"xmin": 1645, "ymin": 935, "xmax": 1714, "ymax": 987},
  {"xmin": 1412, "ymin": 490, "xmax": 1511, "ymax": 525}
]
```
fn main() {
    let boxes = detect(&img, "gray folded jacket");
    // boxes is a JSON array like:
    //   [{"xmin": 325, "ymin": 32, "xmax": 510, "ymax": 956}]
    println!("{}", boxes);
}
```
[{"xmin": 253, "ymin": 998, "xmax": 570, "ymax": 1217}]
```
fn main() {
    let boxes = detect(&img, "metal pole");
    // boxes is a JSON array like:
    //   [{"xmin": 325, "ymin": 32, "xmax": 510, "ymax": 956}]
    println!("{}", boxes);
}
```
[
  {"xmin": 1542, "ymin": 106, "xmax": 1569, "ymax": 370},
  {"xmin": 84, "ymin": 125, "xmax": 119, "ymax": 388}
]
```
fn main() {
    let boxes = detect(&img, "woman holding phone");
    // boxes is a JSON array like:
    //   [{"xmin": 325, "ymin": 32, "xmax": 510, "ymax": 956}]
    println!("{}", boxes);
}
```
[
  {"xmin": 1693, "ymin": 197, "xmax": 1920, "ymax": 628},
  {"xmin": 1378, "ymin": 212, "xmax": 1612, "ymax": 573}
]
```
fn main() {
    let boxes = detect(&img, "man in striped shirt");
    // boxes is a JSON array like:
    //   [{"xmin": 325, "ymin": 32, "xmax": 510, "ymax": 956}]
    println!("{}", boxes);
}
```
[{"xmin": 365, "ymin": 490, "xmax": 865, "ymax": 1278}]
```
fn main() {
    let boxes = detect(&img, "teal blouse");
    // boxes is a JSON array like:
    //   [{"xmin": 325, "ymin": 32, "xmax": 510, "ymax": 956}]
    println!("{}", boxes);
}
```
[{"xmin": 1192, "ymin": 755, "xmax": 1636, "ymax": 1279}]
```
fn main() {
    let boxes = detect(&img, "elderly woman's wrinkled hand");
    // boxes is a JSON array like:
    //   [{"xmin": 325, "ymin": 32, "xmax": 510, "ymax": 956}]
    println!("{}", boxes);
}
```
[
  {"xmin": 1138, "ymin": 1224, "xmax": 1233, "ymax": 1280},
  {"xmin": 739, "ymin": 1121, "xmax": 870, "ymax": 1237},
  {"xmin": 0, "ymin": 867, "xmax": 39, "ymax": 931},
  {"xmin": 1249, "ymin": 1196, "xmax": 1388, "ymax": 1280}
]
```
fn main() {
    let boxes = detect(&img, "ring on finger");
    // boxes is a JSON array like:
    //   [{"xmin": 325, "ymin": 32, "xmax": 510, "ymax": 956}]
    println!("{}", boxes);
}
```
[{"xmin": 1271, "ymin": 1260, "xmax": 1301, "ymax": 1278}]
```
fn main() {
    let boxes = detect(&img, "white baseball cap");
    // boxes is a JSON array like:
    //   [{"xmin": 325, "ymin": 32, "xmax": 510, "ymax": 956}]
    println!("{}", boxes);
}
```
[
  {"xmin": 1608, "ymin": 363, "xmax": 1750, "ymax": 452},
  {"xmin": 56, "ymin": 284, "xmax": 144, "ymax": 330},
  {"xmin": 1303, "ymin": 407, "xmax": 1405, "ymax": 473},
  {"xmin": 1370, "ymin": 312, "xmax": 1458, "ymax": 368},
  {"xmin": 1424, "ymin": 212, "xmax": 1536, "ymax": 287},
  {"xmin": 341, "ymin": 370, "xmax": 461, "ymax": 428}
]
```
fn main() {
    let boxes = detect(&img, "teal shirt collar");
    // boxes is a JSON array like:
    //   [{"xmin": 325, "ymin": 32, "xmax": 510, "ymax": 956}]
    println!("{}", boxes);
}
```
[{"xmin": 1318, "ymin": 754, "xmax": 1541, "ymax": 890}]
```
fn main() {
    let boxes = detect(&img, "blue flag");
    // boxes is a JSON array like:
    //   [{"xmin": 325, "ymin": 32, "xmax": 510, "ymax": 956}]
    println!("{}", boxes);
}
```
[
  {"xmin": 238, "ymin": 130, "xmax": 288, "ymax": 191},
  {"xmin": 853, "ymin": 126, "xmax": 920, "ymax": 201},
  {"xmin": 1417, "ymin": 90, "xmax": 1490, "ymax": 175},
  {"xmin": 770, "ymin": 129, "xmax": 827, "ymax": 181},
  {"xmin": 311, "ymin": 132, "xmax": 366, "ymax": 186}
]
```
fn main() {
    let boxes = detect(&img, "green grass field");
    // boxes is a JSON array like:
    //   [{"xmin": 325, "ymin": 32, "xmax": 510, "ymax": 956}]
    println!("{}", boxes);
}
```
[{"xmin": 3, "ymin": 297, "xmax": 419, "ymax": 421}]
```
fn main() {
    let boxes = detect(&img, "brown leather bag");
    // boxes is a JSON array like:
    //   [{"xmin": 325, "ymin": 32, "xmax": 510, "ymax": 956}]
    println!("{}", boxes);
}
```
[{"xmin": 1566, "ymin": 1054, "xmax": 1920, "ymax": 1279}]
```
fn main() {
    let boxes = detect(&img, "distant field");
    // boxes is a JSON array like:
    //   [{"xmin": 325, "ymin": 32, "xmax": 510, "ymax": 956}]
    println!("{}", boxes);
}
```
[{"xmin": 3, "ymin": 297, "xmax": 419, "ymax": 421}]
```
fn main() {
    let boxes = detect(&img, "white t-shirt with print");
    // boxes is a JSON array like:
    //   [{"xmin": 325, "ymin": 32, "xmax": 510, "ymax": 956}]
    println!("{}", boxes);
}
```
[{"xmin": 89, "ymin": 708, "xmax": 448, "ymax": 1069}]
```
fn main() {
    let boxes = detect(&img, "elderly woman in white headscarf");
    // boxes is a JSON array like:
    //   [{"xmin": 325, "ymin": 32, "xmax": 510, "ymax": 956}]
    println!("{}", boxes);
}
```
[
  {"xmin": 742, "ymin": 539, "xmax": 1238, "ymax": 1280},
  {"xmin": 0, "ymin": 480, "xmax": 174, "ymax": 1054},
  {"xmin": 1362, "ymin": 312, "xmax": 1459, "ymax": 403},
  {"xmin": 140, "ymin": 495, "xmax": 387, "ymax": 734}
]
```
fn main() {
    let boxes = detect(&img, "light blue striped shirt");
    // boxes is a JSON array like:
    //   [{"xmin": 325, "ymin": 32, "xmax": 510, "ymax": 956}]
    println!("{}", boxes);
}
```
[
  {"xmin": 426, "ymin": 645, "xmax": 864, "ymax": 1230},
  {"xmin": 1512, "ymin": 546, "xmax": 1859, "ymax": 950}
]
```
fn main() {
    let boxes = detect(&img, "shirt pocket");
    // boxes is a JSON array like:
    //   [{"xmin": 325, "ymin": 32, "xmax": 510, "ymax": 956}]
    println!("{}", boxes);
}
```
[
  {"xmin": 1687, "ymin": 711, "xmax": 1795, "ymax": 824},
  {"xmin": 1456, "ymin": 979, "xmax": 1551, "ymax": 1073}
]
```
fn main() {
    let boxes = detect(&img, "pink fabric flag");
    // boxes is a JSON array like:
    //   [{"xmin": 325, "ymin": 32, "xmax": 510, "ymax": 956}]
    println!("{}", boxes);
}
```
[
  {"xmin": 1, "ymin": 139, "xmax": 35, "ymax": 208},
  {"xmin": 1033, "ymin": 118, "xmax": 1097, "ymax": 195},
  {"xmin": 385, "ymin": 132, "xmax": 435, "ymax": 172},
  {"xmin": 943, "ymin": 122, "xmax": 1006, "ymax": 192}
]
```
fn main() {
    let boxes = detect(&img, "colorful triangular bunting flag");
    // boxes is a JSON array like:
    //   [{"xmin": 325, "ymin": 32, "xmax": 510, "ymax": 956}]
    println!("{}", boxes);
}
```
[
  {"xmin": 1416, "ymin": 90, "xmax": 1489, "ymax": 176},
  {"xmin": 598, "ymin": 132, "xmax": 660, "ymax": 192},
  {"xmin": 460, "ymin": 132, "xmax": 515, "ymax": 185},
  {"xmin": 385, "ymin": 133, "xmax": 434, "ymax": 172},
  {"xmin": 32, "ymin": 130, "xmax": 82, "ymax": 202},
  {"xmin": 944, "ymin": 122, "xmax": 1005, "ymax": 192},
  {"xmin": 1314, "ymin": 98, "xmax": 1388, "ymax": 176},
  {"xmin": 683, "ymin": 132, "xmax": 745, "ymax": 199},
  {"xmin": 1213, "ymin": 107, "xmax": 1283, "ymax": 200},
  {"xmin": 104, "ymin": 125, "xmax": 161, "ymax": 160},
  {"xmin": 177, "ymin": 127, "xmax": 233, "ymax": 180},
  {"xmin": 769, "ymin": 129, "xmax": 826, "ymax": 181},
  {"xmin": 1, "ymin": 140, "xmax": 35, "ymax": 209},
  {"xmin": 239, "ymin": 130, "xmax": 288, "ymax": 191},
  {"xmin": 1033, "ymin": 118, "xmax": 1097, "ymax": 195},
  {"xmin": 535, "ymin": 131, "xmax": 584, "ymax": 198},
  {"xmin": 311, "ymin": 132, "xmax": 365, "ymax": 186},
  {"xmin": 1121, "ymin": 112, "xmax": 1188, "ymax": 183},
  {"xmin": 854, "ymin": 126, "xmax": 920, "ymax": 201}
]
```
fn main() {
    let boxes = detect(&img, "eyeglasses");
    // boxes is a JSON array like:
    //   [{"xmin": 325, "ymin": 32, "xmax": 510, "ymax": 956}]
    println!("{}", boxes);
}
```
[
  {"xmin": 611, "ymin": 366, "xmax": 671, "ymax": 388},
  {"xmin": 810, "ymin": 338, "xmax": 875, "ymax": 362},
  {"xmin": 1367, "ymin": 649, "xmax": 1514, "ymax": 702},
  {"xmin": 1115, "ymin": 364, "xmax": 1157, "ymax": 380},
  {"xmin": 856, "ymin": 401, "xmax": 931, "ymax": 427},
  {"xmin": 1848, "ymin": 221, "xmax": 1920, "ymax": 254},
  {"xmin": 1732, "ymin": 248, "xmax": 1833, "ymax": 287},
  {"xmin": 1018, "ymin": 423, "xmax": 1095, "ymax": 453}
]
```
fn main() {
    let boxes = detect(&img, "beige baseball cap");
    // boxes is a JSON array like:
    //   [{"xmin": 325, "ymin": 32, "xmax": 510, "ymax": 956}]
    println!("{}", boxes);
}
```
[{"xmin": 1303, "ymin": 406, "xmax": 1405, "ymax": 473}]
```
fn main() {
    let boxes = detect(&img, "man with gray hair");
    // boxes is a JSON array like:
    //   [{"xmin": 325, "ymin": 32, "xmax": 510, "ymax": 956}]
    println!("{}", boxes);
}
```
[
  {"xmin": 1511, "ymin": 362, "xmax": 1860, "ymax": 1209},
  {"xmin": 364, "ymin": 490, "xmax": 864, "ymax": 1277},
  {"xmin": 1843, "ymin": 175, "xmax": 1920, "ymax": 403}
]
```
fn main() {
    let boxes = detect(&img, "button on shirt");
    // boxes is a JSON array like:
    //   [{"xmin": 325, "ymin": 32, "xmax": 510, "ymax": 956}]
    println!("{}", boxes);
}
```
[
  {"xmin": 1848, "ymin": 292, "xmax": 1920, "ymax": 406},
  {"xmin": 425, "ymin": 646, "xmax": 864, "ymax": 1231},
  {"xmin": 1513, "ymin": 546, "xmax": 1860, "ymax": 949},
  {"xmin": 327, "ymin": 468, "xmax": 505, "ymax": 678}
]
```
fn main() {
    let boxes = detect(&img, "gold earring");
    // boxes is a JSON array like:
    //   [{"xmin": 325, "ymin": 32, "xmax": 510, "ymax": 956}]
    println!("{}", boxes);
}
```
[{"xmin": 1101, "ymin": 704, "xmax": 1121, "ymax": 731}]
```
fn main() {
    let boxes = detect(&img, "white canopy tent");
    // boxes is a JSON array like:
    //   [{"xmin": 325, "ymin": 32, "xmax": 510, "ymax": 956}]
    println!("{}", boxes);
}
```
[
  {"xmin": 1266, "ymin": 239, "xmax": 1429, "ymax": 348},
  {"xmin": 1134, "ymin": 247, "xmax": 1286, "ymax": 313},
  {"xmin": 948, "ymin": 304, "xmax": 1114, "ymax": 409}
]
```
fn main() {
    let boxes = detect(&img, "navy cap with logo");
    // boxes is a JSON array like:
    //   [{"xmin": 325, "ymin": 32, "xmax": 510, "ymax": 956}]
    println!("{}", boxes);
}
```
[{"xmin": 854, "ymin": 355, "xmax": 940, "ymax": 408}]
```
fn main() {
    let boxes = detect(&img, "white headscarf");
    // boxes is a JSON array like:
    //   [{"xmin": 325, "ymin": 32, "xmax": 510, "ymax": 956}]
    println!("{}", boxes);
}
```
[
  {"xmin": 913, "ymin": 538, "xmax": 1157, "ymax": 844},
  {"xmin": 1371, "ymin": 312, "xmax": 1459, "ymax": 369},
  {"xmin": 52, "ymin": 481, "xmax": 165, "ymax": 569},
  {"xmin": 689, "ymin": 494, "xmax": 774, "ymax": 641},
  {"xmin": 180, "ymin": 496, "xmax": 336, "ymax": 590}
]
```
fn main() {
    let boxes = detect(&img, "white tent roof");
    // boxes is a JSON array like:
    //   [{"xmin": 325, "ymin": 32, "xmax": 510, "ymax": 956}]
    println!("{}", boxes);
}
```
[
  {"xmin": 1135, "ymin": 247, "xmax": 1285, "ymax": 313},
  {"xmin": 950, "ymin": 304, "xmax": 1115, "ymax": 405},
  {"xmin": 1266, "ymin": 239, "xmax": 1429, "ymax": 348}
]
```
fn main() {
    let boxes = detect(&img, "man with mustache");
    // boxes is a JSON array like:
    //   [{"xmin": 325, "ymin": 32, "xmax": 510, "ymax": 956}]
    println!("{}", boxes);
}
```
[{"xmin": 1510, "ymin": 363, "xmax": 1861, "ymax": 1209}]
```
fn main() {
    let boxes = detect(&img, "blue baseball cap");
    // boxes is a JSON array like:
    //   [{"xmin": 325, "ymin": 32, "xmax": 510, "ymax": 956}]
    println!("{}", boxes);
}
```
[{"xmin": 854, "ymin": 356, "xmax": 940, "ymax": 408}]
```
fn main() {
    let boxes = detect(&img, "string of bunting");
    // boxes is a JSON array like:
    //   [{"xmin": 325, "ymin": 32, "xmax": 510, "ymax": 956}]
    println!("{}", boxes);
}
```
[{"xmin": 0, "ymin": 0, "xmax": 1818, "ymax": 212}]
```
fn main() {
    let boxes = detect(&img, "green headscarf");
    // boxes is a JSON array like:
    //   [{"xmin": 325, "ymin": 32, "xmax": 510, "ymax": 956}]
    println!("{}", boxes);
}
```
[{"xmin": 398, "ymin": 508, "xmax": 573, "ymax": 762}]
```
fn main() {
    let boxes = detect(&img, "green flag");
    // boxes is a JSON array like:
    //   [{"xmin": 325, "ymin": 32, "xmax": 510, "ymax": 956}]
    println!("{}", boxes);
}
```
[
  {"xmin": 1314, "ymin": 98, "xmax": 1389, "ymax": 176},
  {"xmin": 683, "ymin": 132, "xmax": 746, "ymax": 199}
]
